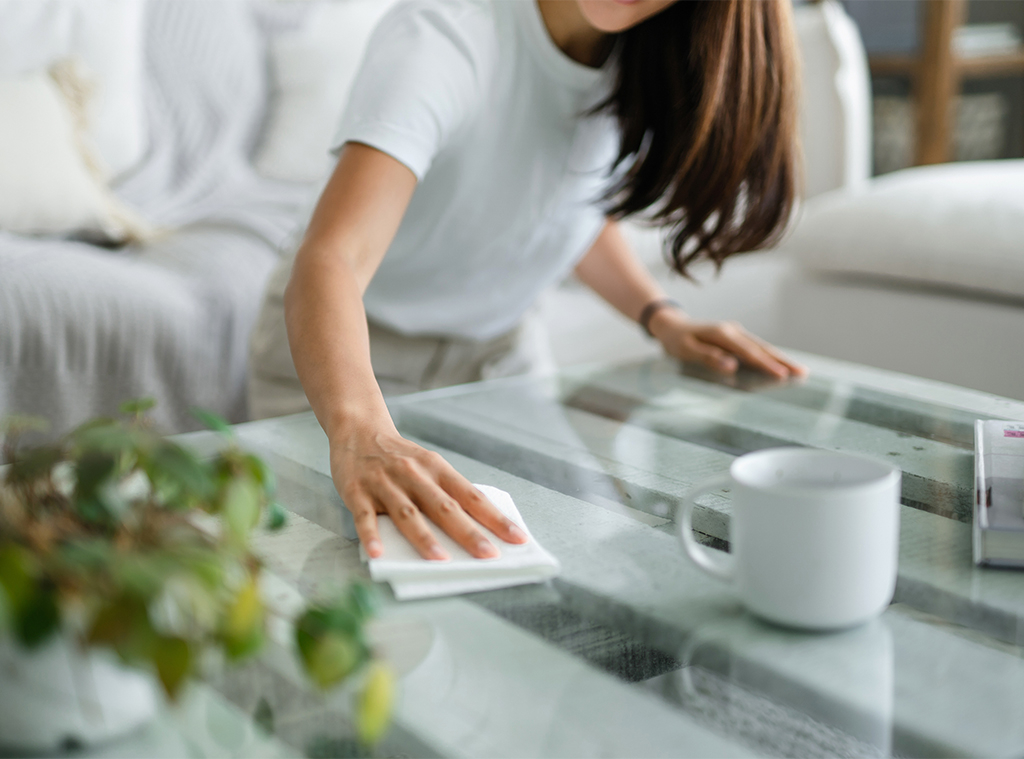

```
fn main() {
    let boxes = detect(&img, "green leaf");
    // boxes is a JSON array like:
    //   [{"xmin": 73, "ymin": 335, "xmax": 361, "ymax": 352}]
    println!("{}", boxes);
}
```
[
  {"xmin": 295, "ymin": 598, "xmax": 372, "ymax": 691},
  {"xmin": 55, "ymin": 540, "xmax": 114, "ymax": 576},
  {"xmin": 7, "ymin": 445, "xmax": 63, "ymax": 485},
  {"xmin": 152, "ymin": 636, "xmax": 192, "ymax": 698},
  {"xmin": 88, "ymin": 595, "xmax": 156, "ymax": 663},
  {"xmin": 112, "ymin": 553, "xmax": 176, "ymax": 598},
  {"xmin": 222, "ymin": 576, "xmax": 265, "ymax": 660},
  {"xmin": 297, "ymin": 605, "xmax": 358, "ymax": 642},
  {"xmin": 253, "ymin": 698, "xmax": 274, "ymax": 736},
  {"xmin": 298, "ymin": 631, "xmax": 366, "ymax": 690},
  {"xmin": 265, "ymin": 502, "xmax": 287, "ymax": 531},
  {"xmin": 0, "ymin": 581, "xmax": 10, "ymax": 632},
  {"xmin": 69, "ymin": 424, "xmax": 139, "ymax": 468},
  {"xmin": 223, "ymin": 479, "xmax": 261, "ymax": 543},
  {"xmin": 119, "ymin": 397, "xmax": 157, "ymax": 417},
  {"xmin": 224, "ymin": 623, "xmax": 264, "ymax": 661},
  {"xmin": 69, "ymin": 416, "xmax": 118, "ymax": 437},
  {"xmin": 70, "ymin": 421, "xmax": 134, "ymax": 451},
  {"xmin": 146, "ymin": 441, "xmax": 215, "ymax": 507},
  {"xmin": 0, "ymin": 546, "xmax": 57, "ymax": 647},
  {"xmin": 242, "ymin": 454, "xmax": 276, "ymax": 496},
  {"xmin": 191, "ymin": 408, "xmax": 232, "ymax": 435},
  {"xmin": 345, "ymin": 583, "xmax": 378, "ymax": 624},
  {"xmin": 177, "ymin": 549, "xmax": 226, "ymax": 589},
  {"xmin": 75, "ymin": 495, "xmax": 114, "ymax": 526},
  {"xmin": 1, "ymin": 414, "xmax": 49, "ymax": 440},
  {"xmin": 355, "ymin": 661, "xmax": 394, "ymax": 746},
  {"xmin": 15, "ymin": 589, "xmax": 60, "ymax": 649},
  {"xmin": 74, "ymin": 449, "xmax": 118, "ymax": 510},
  {"xmin": 0, "ymin": 545, "xmax": 37, "ymax": 611}
]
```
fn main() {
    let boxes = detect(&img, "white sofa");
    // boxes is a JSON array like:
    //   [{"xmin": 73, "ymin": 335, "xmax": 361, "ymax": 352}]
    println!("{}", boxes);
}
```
[
  {"xmin": 4, "ymin": 0, "xmax": 1018, "ymax": 445},
  {"xmin": 545, "ymin": 1, "xmax": 1024, "ymax": 403},
  {"xmin": 0, "ymin": 1, "xmax": 376, "ymax": 436},
  {"xmin": 775, "ymin": 159, "xmax": 1024, "ymax": 401}
]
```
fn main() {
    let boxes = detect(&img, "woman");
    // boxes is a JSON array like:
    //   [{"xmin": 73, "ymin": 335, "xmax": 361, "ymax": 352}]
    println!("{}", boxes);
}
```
[{"xmin": 250, "ymin": 0, "xmax": 806, "ymax": 562}]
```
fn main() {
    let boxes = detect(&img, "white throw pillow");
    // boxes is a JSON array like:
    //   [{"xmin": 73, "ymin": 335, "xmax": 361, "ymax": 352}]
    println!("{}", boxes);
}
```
[
  {"xmin": 254, "ymin": 0, "xmax": 399, "ymax": 183},
  {"xmin": 784, "ymin": 160, "xmax": 1024, "ymax": 300},
  {"xmin": 0, "ymin": 0, "xmax": 147, "ymax": 179},
  {"xmin": 0, "ymin": 64, "xmax": 149, "ymax": 240}
]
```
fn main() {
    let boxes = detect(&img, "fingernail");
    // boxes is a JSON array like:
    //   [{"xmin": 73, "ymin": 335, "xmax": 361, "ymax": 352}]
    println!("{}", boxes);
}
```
[
  {"xmin": 427, "ymin": 544, "xmax": 449, "ymax": 561},
  {"xmin": 507, "ymin": 523, "xmax": 528, "ymax": 542},
  {"xmin": 366, "ymin": 539, "xmax": 383, "ymax": 557},
  {"xmin": 476, "ymin": 539, "xmax": 499, "ymax": 558}
]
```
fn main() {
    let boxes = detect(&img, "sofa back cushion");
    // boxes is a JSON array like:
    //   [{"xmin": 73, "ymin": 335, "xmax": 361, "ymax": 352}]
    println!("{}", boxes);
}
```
[
  {"xmin": 785, "ymin": 160, "xmax": 1024, "ymax": 301},
  {"xmin": 793, "ymin": 0, "xmax": 872, "ymax": 199},
  {"xmin": 254, "ymin": 0, "xmax": 399, "ymax": 184}
]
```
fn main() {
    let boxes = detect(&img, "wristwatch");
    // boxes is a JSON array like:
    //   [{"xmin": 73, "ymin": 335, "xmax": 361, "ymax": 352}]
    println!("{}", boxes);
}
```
[{"xmin": 638, "ymin": 298, "xmax": 682, "ymax": 337}]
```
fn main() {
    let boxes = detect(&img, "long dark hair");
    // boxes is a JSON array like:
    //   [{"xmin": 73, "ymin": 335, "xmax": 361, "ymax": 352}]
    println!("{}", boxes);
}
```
[{"xmin": 600, "ymin": 0, "xmax": 800, "ymax": 276}]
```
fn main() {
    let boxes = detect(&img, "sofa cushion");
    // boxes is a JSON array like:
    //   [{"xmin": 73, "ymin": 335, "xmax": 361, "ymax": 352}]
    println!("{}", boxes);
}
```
[
  {"xmin": 0, "ymin": 225, "xmax": 279, "ymax": 435},
  {"xmin": 785, "ymin": 160, "xmax": 1024, "ymax": 300},
  {"xmin": 0, "ymin": 64, "xmax": 148, "ymax": 240},
  {"xmin": 0, "ymin": 0, "xmax": 147, "ymax": 180}
]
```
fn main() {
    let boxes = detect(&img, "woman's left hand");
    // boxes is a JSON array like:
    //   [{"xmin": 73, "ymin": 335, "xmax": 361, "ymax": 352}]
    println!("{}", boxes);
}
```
[{"xmin": 648, "ymin": 307, "xmax": 808, "ymax": 380}]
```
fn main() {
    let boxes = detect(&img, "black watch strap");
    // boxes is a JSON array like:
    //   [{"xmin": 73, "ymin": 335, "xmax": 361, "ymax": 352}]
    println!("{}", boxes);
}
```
[{"xmin": 638, "ymin": 298, "xmax": 682, "ymax": 337}]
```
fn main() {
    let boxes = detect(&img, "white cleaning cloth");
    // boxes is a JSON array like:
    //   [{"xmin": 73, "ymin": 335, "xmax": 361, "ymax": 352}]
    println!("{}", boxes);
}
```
[{"xmin": 363, "ymin": 484, "xmax": 560, "ymax": 600}]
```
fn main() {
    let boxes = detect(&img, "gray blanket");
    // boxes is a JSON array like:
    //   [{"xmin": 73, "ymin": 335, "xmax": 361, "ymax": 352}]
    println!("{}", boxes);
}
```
[{"xmin": 0, "ymin": 1, "xmax": 316, "ymax": 437}]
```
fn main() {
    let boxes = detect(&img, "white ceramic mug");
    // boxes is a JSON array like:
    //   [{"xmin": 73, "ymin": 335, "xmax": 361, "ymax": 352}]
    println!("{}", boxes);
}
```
[{"xmin": 678, "ymin": 447, "xmax": 901, "ymax": 630}]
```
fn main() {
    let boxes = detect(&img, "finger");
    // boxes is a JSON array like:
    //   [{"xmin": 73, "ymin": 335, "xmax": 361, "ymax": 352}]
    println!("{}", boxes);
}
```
[
  {"xmin": 679, "ymin": 338, "xmax": 739, "ymax": 374},
  {"xmin": 706, "ymin": 330, "xmax": 789, "ymax": 378},
  {"xmin": 744, "ymin": 334, "xmax": 810, "ymax": 378},
  {"xmin": 413, "ymin": 481, "xmax": 501, "ymax": 559},
  {"xmin": 767, "ymin": 348, "xmax": 809, "ymax": 378},
  {"xmin": 375, "ymin": 480, "xmax": 450, "ymax": 561},
  {"xmin": 346, "ymin": 491, "xmax": 384, "ymax": 558},
  {"xmin": 381, "ymin": 451, "xmax": 499, "ymax": 558},
  {"xmin": 437, "ymin": 469, "xmax": 528, "ymax": 545}
]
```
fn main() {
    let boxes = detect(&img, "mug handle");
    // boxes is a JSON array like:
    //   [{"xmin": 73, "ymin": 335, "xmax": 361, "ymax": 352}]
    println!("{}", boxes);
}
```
[{"xmin": 678, "ymin": 474, "xmax": 736, "ymax": 582}]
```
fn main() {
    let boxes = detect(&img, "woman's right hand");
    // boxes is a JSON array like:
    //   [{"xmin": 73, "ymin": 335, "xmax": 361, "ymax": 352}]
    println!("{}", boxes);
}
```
[
  {"xmin": 284, "ymin": 144, "xmax": 524, "ymax": 561},
  {"xmin": 329, "ymin": 422, "xmax": 529, "ymax": 561}
]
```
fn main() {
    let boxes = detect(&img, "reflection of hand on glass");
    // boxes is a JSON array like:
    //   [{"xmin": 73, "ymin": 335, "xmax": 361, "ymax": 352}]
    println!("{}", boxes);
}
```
[{"xmin": 676, "ymin": 360, "xmax": 807, "ymax": 393}]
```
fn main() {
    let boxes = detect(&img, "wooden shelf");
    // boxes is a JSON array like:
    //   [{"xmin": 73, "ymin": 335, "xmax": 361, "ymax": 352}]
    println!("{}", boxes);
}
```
[
  {"xmin": 863, "ymin": 0, "xmax": 1024, "ymax": 165},
  {"xmin": 870, "ymin": 49, "xmax": 1024, "ymax": 78},
  {"xmin": 957, "ymin": 49, "xmax": 1024, "ymax": 77}
]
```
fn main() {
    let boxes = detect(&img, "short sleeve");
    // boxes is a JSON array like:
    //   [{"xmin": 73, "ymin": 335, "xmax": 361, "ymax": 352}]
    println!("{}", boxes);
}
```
[{"xmin": 330, "ymin": 0, "xmax": 493, "ymax": 180}]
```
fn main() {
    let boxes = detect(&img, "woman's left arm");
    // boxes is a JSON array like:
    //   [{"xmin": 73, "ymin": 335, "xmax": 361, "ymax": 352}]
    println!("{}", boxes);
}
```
[{"xmin": 573, "ymin": 220, "xmax": 808, "ymax": 379}]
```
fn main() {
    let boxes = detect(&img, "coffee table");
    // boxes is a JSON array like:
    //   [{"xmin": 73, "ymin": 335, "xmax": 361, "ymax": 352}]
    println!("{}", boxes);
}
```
[{"xmin": 116, "ymin": 352, "xmax": 1024, "ymax": 758}]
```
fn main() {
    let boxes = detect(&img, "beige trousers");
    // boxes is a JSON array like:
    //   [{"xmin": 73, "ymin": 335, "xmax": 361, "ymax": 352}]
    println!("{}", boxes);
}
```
[{"xmin": 247, "ymin": 262, "xmax": 555, "ymax": 420}]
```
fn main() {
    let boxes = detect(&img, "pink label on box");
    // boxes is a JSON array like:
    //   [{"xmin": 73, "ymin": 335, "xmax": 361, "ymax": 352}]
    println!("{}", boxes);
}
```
[{"xmin": 1005, "ymin": 430, "xmax": 1024, "ymax": 438}]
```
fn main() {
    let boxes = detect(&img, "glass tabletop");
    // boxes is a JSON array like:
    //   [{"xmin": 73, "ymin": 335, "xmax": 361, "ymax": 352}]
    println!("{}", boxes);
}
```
[{"xmin": 160, "ymin": 352, "xmax": 1024, "ymax": 758}]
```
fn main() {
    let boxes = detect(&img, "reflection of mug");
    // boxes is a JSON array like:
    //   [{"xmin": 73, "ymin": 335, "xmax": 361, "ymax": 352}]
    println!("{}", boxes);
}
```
[
  {"xmin": 660, "ymin": 612, "xmax": 894, "ymax": 756},
  {"xmin": 679, "ymin": 448, "xmax": 901, "ymax": 630}
]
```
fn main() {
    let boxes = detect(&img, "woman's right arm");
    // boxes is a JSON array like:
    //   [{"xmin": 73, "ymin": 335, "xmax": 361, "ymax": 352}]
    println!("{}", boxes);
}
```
[{"xmin": 285, "ymin": 143, "xmax": 527, "ymax": 561}]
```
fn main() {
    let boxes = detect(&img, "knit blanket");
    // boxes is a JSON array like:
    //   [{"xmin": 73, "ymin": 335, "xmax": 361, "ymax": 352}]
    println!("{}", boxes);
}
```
[{"xmin": 0, "ymin": 1, "xmax": 316, "ymax": 437}]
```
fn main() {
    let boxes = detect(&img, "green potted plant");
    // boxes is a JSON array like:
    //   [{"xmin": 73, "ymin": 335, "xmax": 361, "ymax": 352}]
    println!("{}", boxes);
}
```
[{"xmin": 0, "ymin": 400, "xmax": 393, "ymax": 752}]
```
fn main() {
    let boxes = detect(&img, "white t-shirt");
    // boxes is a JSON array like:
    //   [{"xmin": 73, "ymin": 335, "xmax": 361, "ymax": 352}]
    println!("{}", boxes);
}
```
[{"xmin": 332, "ymin": 0, "xmax": 619, "ymax": 340}]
